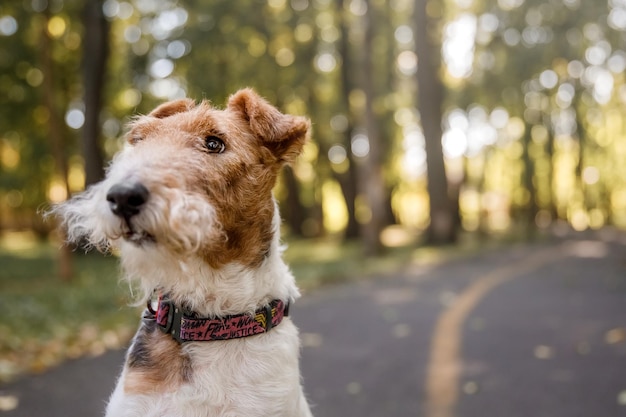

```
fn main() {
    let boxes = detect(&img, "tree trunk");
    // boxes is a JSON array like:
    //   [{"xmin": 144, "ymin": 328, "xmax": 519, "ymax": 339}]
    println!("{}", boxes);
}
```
[
  {"xmin": 82, "ymin": 0, "xmax": 109, "ymax": 186},
  {"xmin": 282, "ymin": 166, "xmax": 307, "ymax": 236},
  {"xmin": 335, "ymin": 0, "xmax": 360, "ymax": 239},
  {"xmin": 521, "ymin": 125, "xmax": 538, "ymax": 237},
  {"xmin": 545, "ymin": 122, "xmax": 558, "ymax": 221},
  {"xmin": 41, "ymin": 10, "xmax": 73, "ymax": 281},
  {"xmin": 573, "ymin": 97, "xmax": 588, "ymax": 212},
  {"xmin": 359, "ymin": 0, "xmax": 386, "ymax": 255},
  {"xmin": 414, "ymin": 0, "xmax": 457, "ymax": 245}
]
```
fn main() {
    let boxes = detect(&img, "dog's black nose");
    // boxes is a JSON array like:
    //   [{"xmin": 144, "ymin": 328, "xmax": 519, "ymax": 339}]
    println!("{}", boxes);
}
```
[{"xmin": 106, "ymin": 183, "xmax": 149, "ymax": 218}]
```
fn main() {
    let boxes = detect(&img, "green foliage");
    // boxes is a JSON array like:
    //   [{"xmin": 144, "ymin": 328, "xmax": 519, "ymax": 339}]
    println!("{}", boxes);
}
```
[{"xmin": 2, "ymin": 0, "xmax": 626, "ymax": 237}]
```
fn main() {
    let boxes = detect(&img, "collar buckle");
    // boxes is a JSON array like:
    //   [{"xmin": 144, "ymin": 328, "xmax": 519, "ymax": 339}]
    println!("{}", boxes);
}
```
[
  {"xmin": 263, "ymin": 304, "xmax": 274, "ymax": 332},
  {"xmin": 155, "ymin": 298, "xmax": 184, "ymax": 343}
]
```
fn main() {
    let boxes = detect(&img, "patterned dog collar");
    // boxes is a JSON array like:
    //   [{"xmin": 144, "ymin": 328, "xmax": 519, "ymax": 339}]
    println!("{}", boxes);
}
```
[{"xmin": 145, "ymin": 295, "xmax": 289, "ymax": 343}]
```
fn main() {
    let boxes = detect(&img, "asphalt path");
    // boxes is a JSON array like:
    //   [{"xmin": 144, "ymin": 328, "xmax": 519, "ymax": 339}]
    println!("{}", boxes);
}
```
[{"xmin": 2, "ymin": 233, "xmax": 626, "ymax": 417}]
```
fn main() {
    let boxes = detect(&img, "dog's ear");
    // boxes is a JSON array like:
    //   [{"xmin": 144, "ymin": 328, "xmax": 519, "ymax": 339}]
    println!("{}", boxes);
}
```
[
  {"xmin": 227, "ymin": 88, "xmax": 310, "ymax": 163},
  {"xmin": 149, "ymin": 98, "xmax": 196, "ymax": 119}
]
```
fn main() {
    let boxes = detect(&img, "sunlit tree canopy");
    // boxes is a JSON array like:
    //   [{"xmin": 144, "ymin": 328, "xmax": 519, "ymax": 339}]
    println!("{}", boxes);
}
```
[{"xmin": 1, "ymin": 0, "xmax": 626, "ymax": 242}]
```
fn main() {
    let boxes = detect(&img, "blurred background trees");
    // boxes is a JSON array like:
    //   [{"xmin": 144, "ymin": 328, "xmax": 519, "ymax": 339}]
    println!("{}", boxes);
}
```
[{"xmin": 2, "ymin": 0, "xmax": 626, "ymax": 256}]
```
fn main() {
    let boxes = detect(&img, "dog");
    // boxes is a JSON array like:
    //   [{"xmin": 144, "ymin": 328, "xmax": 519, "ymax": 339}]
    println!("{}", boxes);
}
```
[{"xmin": 52, "ymin": 88, "xmax": 314, "ymax": 416}]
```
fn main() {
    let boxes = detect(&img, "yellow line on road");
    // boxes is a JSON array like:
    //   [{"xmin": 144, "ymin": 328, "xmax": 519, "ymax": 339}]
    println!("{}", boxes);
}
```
[{"xmin": 424, "ymin": 244, "xmax": 569, "ymax": 417}]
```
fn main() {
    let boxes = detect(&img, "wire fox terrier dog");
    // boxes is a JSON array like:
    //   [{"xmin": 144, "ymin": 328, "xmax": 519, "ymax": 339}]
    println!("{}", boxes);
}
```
[{"xmin": 53, "ymin": 89, "xmax": 314, "ymax": 417}]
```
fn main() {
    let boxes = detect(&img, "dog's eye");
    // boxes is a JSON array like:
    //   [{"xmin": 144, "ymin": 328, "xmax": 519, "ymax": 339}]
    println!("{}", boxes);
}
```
[
  {"xmin": 129, "ymin": 135, "xmax": 143, "ymax": 144},
  {"xmin": 205, "ymin": 136, "xmax": 225, "ymax": 153}
]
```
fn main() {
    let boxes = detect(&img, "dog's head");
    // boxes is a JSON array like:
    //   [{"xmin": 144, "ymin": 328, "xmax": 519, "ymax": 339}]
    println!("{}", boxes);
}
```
[{"xmin": 54, "ymin": 89, "xmax": 310, "ymax": 268}]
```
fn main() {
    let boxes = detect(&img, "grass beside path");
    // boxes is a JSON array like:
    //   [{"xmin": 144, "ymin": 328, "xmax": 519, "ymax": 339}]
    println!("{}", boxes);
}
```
[
  {"xmin": 0, "ymin": 230, "xmax": 486, "ymax": 383},
  {"xmin": 0, "ymin": 233, "xmax": 138, "ymax": 383}
]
